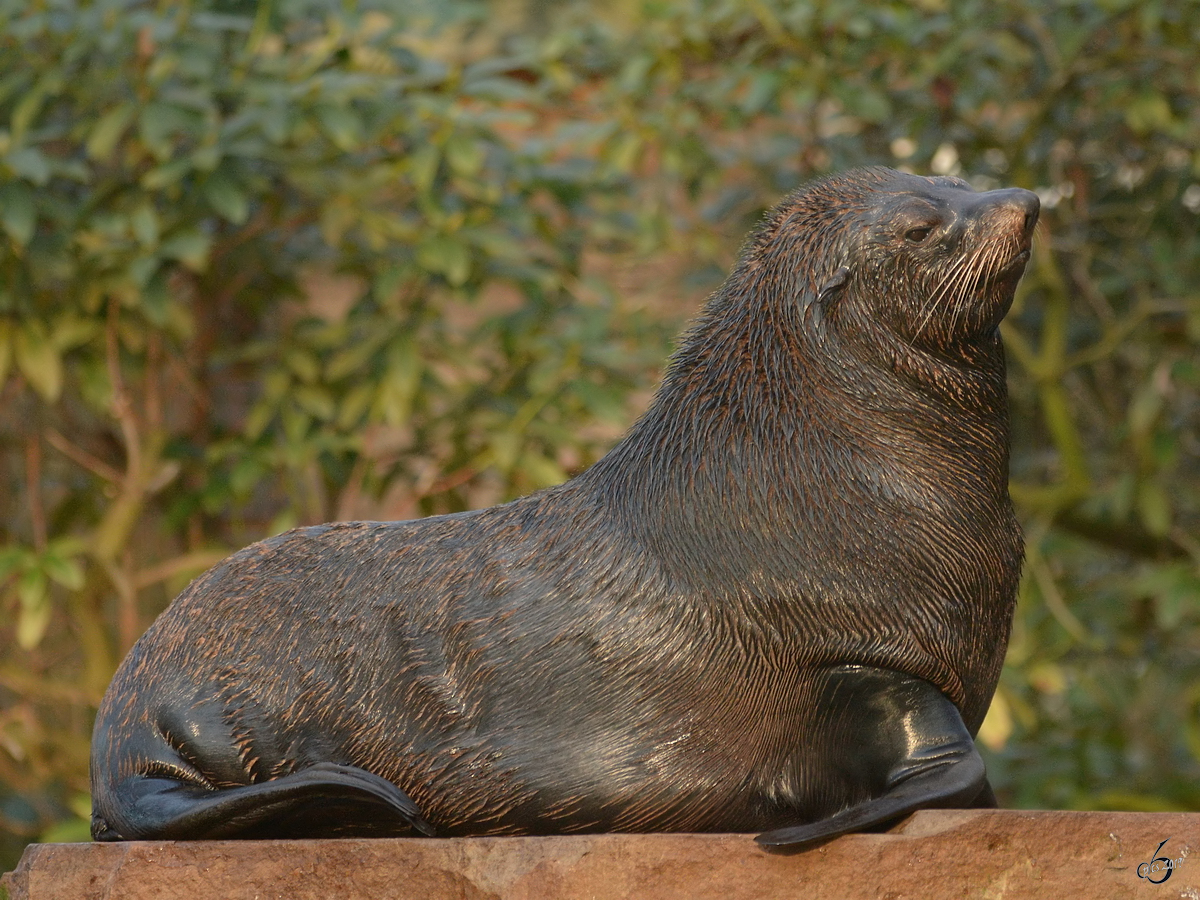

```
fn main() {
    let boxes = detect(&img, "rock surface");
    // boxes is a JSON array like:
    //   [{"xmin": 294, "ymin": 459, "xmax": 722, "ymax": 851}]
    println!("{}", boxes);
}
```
[{"xmin": 3, "ymin": 810, "xmax": 1198, "ymax": 899}]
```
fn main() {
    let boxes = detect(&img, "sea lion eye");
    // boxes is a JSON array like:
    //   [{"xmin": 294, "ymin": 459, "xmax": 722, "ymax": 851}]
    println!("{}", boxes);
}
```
[{"xmin": 905, "ymin": 226, "xmax": 933, "ymax": 244}]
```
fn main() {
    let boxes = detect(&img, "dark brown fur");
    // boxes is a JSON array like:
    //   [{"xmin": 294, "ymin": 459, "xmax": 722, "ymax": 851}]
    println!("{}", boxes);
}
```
[{"xmin": 91, "ymin": 167, "xmax": 1038, "ymax": 846}]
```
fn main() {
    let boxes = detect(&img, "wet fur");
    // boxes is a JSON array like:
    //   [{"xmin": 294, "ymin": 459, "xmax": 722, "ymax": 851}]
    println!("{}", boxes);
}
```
[{"xmin": 91, "ymin": 167, "xmax": 1033, "ymax": 842}]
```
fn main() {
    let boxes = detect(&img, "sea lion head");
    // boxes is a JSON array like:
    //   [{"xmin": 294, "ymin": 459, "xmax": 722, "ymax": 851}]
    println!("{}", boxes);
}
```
[{"xmin": 798, "ymin": 168, "xmax": 1039, "ymax": 356}]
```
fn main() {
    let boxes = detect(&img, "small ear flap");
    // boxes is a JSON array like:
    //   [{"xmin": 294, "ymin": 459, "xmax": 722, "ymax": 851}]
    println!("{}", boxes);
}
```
[{"xmin": 816, "ymin": 266, "xmax": 849, "ymax": 304}]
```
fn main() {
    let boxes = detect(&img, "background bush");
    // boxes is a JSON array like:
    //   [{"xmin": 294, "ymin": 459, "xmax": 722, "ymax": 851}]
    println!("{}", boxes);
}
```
[{"xmin": 1, "ymin": 0, "xmax": 1198, "ymax": 865}]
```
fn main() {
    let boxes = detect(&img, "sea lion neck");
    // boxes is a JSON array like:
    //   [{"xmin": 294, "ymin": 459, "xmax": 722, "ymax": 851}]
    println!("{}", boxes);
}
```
[
  {"xmin": 582, "ymin": 286, "xmax": 999, "ymax": 594},
  {"xmin": 580, "ymin": 176, "xmax": 1019, "ymax": 602}
]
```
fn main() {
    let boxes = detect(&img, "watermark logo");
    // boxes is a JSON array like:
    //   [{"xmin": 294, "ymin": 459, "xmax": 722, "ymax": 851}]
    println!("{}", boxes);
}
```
[{"xmin": 1137, "ymin": 839, "xmax": 1186, "ymax": 884}]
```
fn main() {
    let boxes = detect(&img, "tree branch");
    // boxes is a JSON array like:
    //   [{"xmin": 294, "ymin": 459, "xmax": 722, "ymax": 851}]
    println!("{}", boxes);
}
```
[{"xmin": 44, "ymin": 428, "xmax": 122, "ymax": 484}]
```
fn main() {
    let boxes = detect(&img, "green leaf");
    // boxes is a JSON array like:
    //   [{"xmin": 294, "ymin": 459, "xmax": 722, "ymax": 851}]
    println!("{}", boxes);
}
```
[
  {"xmin": 86, "ymin": 103, "xmax": 135, "ymax": 161},
  {"xmin": 740, "ymin": 71, "xmax": 781, "ymax": 115},
  {"xmin": 284, "ymin": 348, "xmax": 320, "ymax": 383},
  {"xmin": 130, "ymin": 203, "xmax": 159, "ymax": 247},
  {"xmin": 192, "ymin": 145, "xmax": 220, "ymax": 172},
  {"xmin": 490, "ymin": 432, "xmax": 520, "ymax": 472},
  {"xmin": 465, "ymin": 229, "xmax": 526, "ymax": 262},
  {"xmin": 571, "ymin": 379, "xmax": 626, "ymax": 421},
  {"xmin": 126, "ymin": 254, "xmax": 158, "ymax": 288},
  {"xmin": 0, "ymin": 544, "xmax": 30, "ymax": 581},
  {"xmin": 204, "ymin": 171, "xmax": 250, "ymax": 224},
  {"xmin": 243, "ymin": 403, "xmax": 273, "ymax": 440},
  {"xmin": 17, "ymin": 599, "xmax": 52, "ymax": 650},
  {"xmin": 49, "ymin": 315, "xmax": 100, "ymax": 351},
  {"xmin": 10, "ymin": 88, "xmax": 45, "ymax": 141},
  {"xmin": 140, "ymin": 157, "xmax": 193, "ymax": 190},
  {"xmin": 42, "ymin": 550, "xmax": 85, "ymax": 591},
  {"xmin": 228, "ymin": 455, "xmax": 267, "ymax": 496},
  {"xmin": 15, "ymin": 321, "xmax": 63, "ymax": 402},
  {"xmin": 0, "ymin": 320, "xmax": 11, "ymax": 390},
  {"xmin": 407, "ymin": 144, "xmax": 439, "ymax": 192},
  {"xmin": 416, "ymin": 236, "xmax": 470, "ymax": 286},
  {"xmin": 607, "ymin": 132, "xmax": 642, "ymax": 174},
  {"xmin": 5, "ymin": 146, "xmax": 51, "ymax": 184},
  {"xmin": 1136, "ymin": 481, "xmax": 1171, "ymax": 537},
  {"xmin": 1127, "ymin": 382, "xmax": 1163, "ymax": 437},
  {"xmin": 280, "ymin": 403, "xmax": 309, "ymax": 443},
  {"xmin": 326, "ymin": 340, "xmax": 379, "ymax": 381},
  {"xmin": 255, "ymin": 367, "xmax": 288, "ymax": 402},
  {"xmin": 518, "ymin": 451, "xmax": 567, "ymax": 488},
  {"xmin": 316, "ymin": 104, "xmax": 362, "ymax": 151},
  {"xmin": 846, "ymin": 88, "xmax": 890, "ymax": 124},
  {"xmin": 268, "ymin": 508, "xmax": 298, "ymax": 538},
  {"xmin": 445, "ymin": 134, "xmax": 485, "ymax": 178},
  {"xmin": 376, "ymin": 341, "xmax": 420, "ymax": 426},
  {"xmin": 140, "ymin": 269, "xmax": 171, "ymax": 326},
  {"xmin": 47, "ymin": 536, "xmax": 87, "ymax": 557},
  {"xmin": 1125, "ymin": 92, "xmax": 1173, "ymax": 134},
  {"xmin": 17, "ymin": 566, "xmax": 46, "ymax": 610},
  {"xmin": 335, "ymin": 382, "xmax": 374, "ymax": 429},
  {"xmin": 160, "ymin": 230, "xmax": 213, "ymax": 272},
  {"xmin": 293, "ymin": 384, "xmax": 335, "ymax": 420},
  {"xmin": 1134, "ymin": 563, "xmax": 1200, "ymax": 630},
  {"xmin": 0, "ymin": 180, "xmax": 36, "ymax": 246},
  {"xmin": 138, "ymin": 102, "xmax": 198, "ymax": 161}
]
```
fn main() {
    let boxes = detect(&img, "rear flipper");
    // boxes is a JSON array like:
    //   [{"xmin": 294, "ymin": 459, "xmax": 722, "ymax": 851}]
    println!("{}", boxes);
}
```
[
  {"xmin": 91, "ymin": 762, "xmax": 435, "ymax": 841},
  {"xmin": 756, "ymin": 666, "xmax": 991, "ymax": 853}
]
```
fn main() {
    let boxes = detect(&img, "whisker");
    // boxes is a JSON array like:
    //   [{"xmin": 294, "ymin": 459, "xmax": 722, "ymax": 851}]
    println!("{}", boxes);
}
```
[
  {"xmin": 912, "ymin": 241, "xmax": 988, "ymax": 342},
  {"xmin": 912, "ymin": 256, "xmax": 967, "ymax": 340},
  {"xmin": 951, "ymin": 239, "xmax": 1004, "ymax": 336}
]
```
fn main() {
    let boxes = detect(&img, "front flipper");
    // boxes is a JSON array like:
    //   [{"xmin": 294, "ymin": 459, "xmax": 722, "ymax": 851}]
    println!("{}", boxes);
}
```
[
  {"xmin": 93, "ymin": 762, "xmax": 435, "ymax": 841},
  {"xmin": 756, "ymin": 666, "xmax": 990, "ymax": 853}
]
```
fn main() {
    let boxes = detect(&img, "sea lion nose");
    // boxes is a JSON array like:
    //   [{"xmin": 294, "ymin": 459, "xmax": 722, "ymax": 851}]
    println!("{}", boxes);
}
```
[{"xmin": 984, "ymin": 188, "xmax": 1040, "ymax": 238}]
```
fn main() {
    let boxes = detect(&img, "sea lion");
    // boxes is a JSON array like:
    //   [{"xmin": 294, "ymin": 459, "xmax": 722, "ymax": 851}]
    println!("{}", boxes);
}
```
[{"xmin": 90, "ymin": 167, "xmax": 1038, "ymax": 851}]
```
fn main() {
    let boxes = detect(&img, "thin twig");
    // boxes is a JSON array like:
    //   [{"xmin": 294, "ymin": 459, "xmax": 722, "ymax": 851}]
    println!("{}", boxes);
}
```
[
  {"xmin": 119, "ymin": 549, "xmax": 139, "ymax": 653},
  {"xmin": 165, "ymin": 347, "xmax": 208, "ymax": 423},
  {"xmin": 44, "ymin": 427, "xmax": 122, "ymax": 484},
  {"xmin": 1170, "ymin": 527, "xmax": 1200, "ymax": 569},
  {"xmin": 106, "ymin": 300, "xmax": 141, "ymax": 483},
  {"xmin": 25, "ymin": 434, "xmax": 46, "ymax": 551},
  {"xmin": 145, "ymin": 331, "xmax": 162, "ymax": 435},
  {"xmin": 334, "ymin": 456, "xmax": 367, "ymax": 521},
  {"xmin": 0, "ymin": 664, "xmax": 99, "ymax": 705},
  {"xmin": 98, "ymin": 553, "xmax": 145, "ymax": 655},
  {"xmin": 999, "ymin": 321, "xmax": 1039, "ymax": 376},
  {"xmin": 1065, "ymin": 300, "xmax": 1152, "ymax": 370},
  {"xmin": 133, "ymin": 548, "xmax": 230, "ymax": 590},
  {"xmin": 423, "ymin": 461, "xmax": 483, "ymax": 498},
  {"xmin": 1029, "ymin": 548, "xmax": 1096, "ymax": 647}
]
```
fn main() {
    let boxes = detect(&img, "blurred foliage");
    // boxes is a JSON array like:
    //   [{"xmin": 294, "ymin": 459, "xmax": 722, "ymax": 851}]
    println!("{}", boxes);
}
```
[{"xmin": 1, "ymin": 0, "xmax": 1198, "ymax": 867}]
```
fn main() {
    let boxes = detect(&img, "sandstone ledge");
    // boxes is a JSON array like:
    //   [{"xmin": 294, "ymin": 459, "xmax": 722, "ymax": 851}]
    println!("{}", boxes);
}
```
[{"xmin": 3, "ymin": 810, "xmax": 1198, "ymax": 899}]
